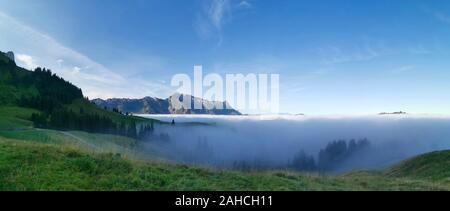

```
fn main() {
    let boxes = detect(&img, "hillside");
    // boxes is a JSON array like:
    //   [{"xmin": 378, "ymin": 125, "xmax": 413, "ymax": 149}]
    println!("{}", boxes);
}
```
[
  {"xmin": 0, "ymin": 105, "xmax": 448, "ymax": 190},
  {"xmin": 0, "ymin": 51, "xmax": 155, "ymax": 139},
  {"xmin": 92, "ymin": 94, "xmax": 242, "ymax": 115},
  {"xmin": 0, "ymin": 52, "xmax": 38, "ymax": 105},
  {"xmin": 387, "ymin": 150, "xmax": 450, "ymax": 182},
  {"xmin": 0, "ymin": 51, "xmax": 83, "ymax": 107},
  {"xmin": 0, "ymin": 105, "xmax": 447, "ymax": 191},
  {"xmin": 0, "ymin": 135, "xmax": 448, "ymax": 191}
]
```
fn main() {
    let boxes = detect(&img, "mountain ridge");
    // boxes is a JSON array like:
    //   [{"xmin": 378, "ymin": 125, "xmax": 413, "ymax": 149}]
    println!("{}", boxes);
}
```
[{"xmin": 92, "ymin": 94, "xmax": 242, "ymax": 115}]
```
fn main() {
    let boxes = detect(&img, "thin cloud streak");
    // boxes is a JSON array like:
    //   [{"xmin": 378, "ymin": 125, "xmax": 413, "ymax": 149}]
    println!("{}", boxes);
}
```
[{"xmin": 195, "ymin": 0, "xmax": 252, "ymax": 46}]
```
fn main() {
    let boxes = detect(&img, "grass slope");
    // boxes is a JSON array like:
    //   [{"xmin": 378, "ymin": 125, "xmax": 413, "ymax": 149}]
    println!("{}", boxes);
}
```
[
  {"xmin": 387, "ymin": 150, "xmax": 450, "ymax": 183},
  {"xmin": 0, "ymin": 106, "xmax": 150, "ymax": 153},
  {"xmin": 0, "ymin": 137, "xmax": 448, "ymax": 191},
  {"xmin": 0, "ymin": 106, "xmax": 38, "ymax": 130},
  {"xmin": 0, "ymin": 106, "xmax": 449, "ymax": 191}
]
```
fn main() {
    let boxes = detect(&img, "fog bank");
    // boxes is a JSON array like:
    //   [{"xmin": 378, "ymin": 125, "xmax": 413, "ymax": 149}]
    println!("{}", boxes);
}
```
[{"xmin": 139, "ymin": 114, "xmax": 450, "ymax": 172}]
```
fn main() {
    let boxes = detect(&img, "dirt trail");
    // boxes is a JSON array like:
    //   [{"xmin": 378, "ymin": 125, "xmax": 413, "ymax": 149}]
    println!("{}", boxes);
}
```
[{"xmin": 59, "ymin": 131, "xmax": 101, "ymax": 151}]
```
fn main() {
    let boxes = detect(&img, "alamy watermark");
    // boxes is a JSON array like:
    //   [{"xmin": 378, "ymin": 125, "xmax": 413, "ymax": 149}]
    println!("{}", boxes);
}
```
[{"xmin": 170, "ymin": 66, "xmax": 280, "ymax": 114}]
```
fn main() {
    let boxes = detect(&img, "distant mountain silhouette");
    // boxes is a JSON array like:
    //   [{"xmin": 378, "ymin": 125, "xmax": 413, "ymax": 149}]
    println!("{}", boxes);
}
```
[
  {"xmin": 92, "ymin": 94, "xmax": 242, "ymax": 115},
  {"xmin": 379, "ymin": 111, "xmax": 407, "ymax": 115}
]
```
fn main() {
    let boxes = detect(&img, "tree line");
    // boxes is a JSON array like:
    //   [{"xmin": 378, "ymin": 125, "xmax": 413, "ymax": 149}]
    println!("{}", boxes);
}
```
[
  {"xmin": 31, "ymin": 107, "xmax": 155, "ymax": 139},
  {"xmin": 289, "ymin": 138, "xmax": 371, "ymax": 172},
  {"xmin": 16, "ymin": 68, "xmax": 83, "ymax": 113}
]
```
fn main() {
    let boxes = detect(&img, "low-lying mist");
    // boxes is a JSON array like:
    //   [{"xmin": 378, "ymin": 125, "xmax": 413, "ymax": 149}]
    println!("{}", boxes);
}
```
[{"xmin": 139, "ymin": 114, "xmax": 450, "ymax": 173}]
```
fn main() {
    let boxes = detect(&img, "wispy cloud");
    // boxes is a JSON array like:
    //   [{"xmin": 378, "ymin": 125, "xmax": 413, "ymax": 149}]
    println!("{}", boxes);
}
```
[
  {"xmin": 409, "ymin": 45, "xmax": 431, "ymax": 55},
  {"xmin": 317, "ymin": 39, "xmax": 396, "ymax": 65},
  {"xmin": 289, "ymin": 85, "xmax": 307, "ymax": 94},
  {"xmin": 391, "ymin": 65, "xmax": 415, "ymax": 74},
  {"xmin": 318, "ymin": 45, "xmax": 381, "ymax": 65},
  {"xmin": 209, "ymin": 0, "xmax": 231, "ymax": 30},
  {"xmin": 15, "ymin": 54, "xmax": 38, "ymax": 70},
  {"xmin": 0, "ymin": 11, "xmax": 173, "ymax": 99},
  {"xmin": 195, "ymin": 0, "xmax": 252, "ymax": 46},
  {"xmin": 237, "ymin": 1, "xmax": 252, "ymax": 9},
  {"xmin": 434, "ymin": 11, "xmax": 450, "ymax": 24}
]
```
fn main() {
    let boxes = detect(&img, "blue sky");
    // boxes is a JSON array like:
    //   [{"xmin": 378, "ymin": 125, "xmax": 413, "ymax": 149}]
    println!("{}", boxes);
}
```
[{"xmin": 1, "ymin": 0, "xmax": 450, "ymax": 115}]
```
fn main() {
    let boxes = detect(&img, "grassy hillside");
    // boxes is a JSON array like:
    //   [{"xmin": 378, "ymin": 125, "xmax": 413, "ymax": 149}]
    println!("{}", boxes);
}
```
[
  {"xmin": 0, "ymin": 136, "xmax": 448, "ymax": 191},
  {"xmin": 387, "ymin": 150, "xmax": 450, "ymax": 183},
  {"xmin": 0, "ymin": 106, "xmax": 153, "ymax": 156},
  {"xmin": 0, "ymin": 106, "xmax": 449, "ymax": 190},
  {"xmin": 0, "ymin": 106, "xmax": 37, "ymax": 130}
]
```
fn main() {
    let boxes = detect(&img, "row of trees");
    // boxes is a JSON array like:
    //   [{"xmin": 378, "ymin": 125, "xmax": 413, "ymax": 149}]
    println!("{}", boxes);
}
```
[
  {"xmin": 289, "ymin": 139, "xmax": 371, "ymax": 172},
  {"xmin": 1, "ymin": 58, "xmax": 82, "ymax": 107},
  {"xmin": 17, "ymin": 68, "xmax": 83, "ymax": 113},
  {"xmin": 31, "ymin": 108, "xmax": 155, "ymax": 139},
  {"xmin": 289, "ymin": 150, "xmax": 317, "ymax": 171},
  {"xmin": 318, "ymin": 139, "xmax": 370, "ymax": 171}
]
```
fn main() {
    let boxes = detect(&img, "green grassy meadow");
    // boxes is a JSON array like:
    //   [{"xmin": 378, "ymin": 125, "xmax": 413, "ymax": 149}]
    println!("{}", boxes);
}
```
[{"xmin": 0, "ymin": 106, "xmax": 449, "ymax": 191}]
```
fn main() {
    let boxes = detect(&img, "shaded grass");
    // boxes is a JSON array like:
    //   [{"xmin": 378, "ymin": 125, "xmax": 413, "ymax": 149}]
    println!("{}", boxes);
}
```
[{"xmin": 0, "ymin": 106, "xmax": 38, "ymax": 130}]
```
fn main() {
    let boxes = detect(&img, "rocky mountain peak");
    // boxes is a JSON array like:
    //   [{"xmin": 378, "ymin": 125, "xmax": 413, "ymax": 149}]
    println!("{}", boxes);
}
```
[{"xmin": 5, "ymin": 51, "xmax": 14, "ymax": 62}]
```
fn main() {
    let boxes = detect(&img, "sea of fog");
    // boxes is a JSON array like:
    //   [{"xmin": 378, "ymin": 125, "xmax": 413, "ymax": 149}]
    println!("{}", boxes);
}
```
[{"xmin": 139, "ymin": 114, "xmax": 450, "ymax": 173}]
